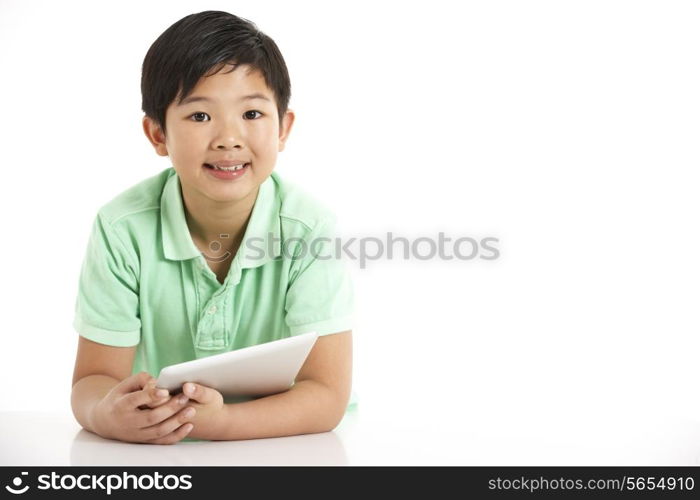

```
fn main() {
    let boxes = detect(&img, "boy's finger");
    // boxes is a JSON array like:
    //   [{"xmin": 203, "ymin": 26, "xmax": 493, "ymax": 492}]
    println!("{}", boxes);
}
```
[
  {"xmin": 147, "ymin": 422, "xmax": 194, "ymax": 446},
  {"xmin": 140, "ymin": 405, "xmax": 196, "ymax": 442},
  {"xmin": 121, "ymin": 381, "xmax": 165, "ymax": 409},
  {"xmin": 121, "ymin": 392, "xmax": 153, "ymax": 411},
  {"xmin": 118, "ymin": 371, "xmax": 154, "ymax": 394},
  {"xmin": 144, "ymin": 395, "xmax": 171, "ymax": 409},
  {"xmin": 150, "ymin": 383, "xmax": 170, "ymax": 401},
  {"xmin": 133, "ymin": 393, "xmax": 191, "ymax": 429},
  {"xmin": 141, "ymin": 386, "xmax": 172, "ymax": 409}
]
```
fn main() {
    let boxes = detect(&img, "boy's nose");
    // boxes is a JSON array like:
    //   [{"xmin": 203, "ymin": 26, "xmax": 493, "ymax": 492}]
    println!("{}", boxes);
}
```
[
  {"xmin": 214, "ymin": 134, "xmax": 243, "ymax": 150},
  {"xmin": 216, "ymin": 142, "xmax": 241, "ymax": 150},
  {"xmin": 213, "ymin": 122, "xmax": 244, "ymax": 150}
]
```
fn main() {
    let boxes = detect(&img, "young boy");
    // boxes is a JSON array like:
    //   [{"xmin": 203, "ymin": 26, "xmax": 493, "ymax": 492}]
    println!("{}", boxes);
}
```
[{"xmin": 70, "ymin": 11, "xmax": 354, "ymax": 444}]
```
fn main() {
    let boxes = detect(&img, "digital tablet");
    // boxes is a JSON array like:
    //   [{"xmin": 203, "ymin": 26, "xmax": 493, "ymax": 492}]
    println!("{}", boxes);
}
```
[{"xmin": 155, "ymin": 332, "xmax": 318, "ymax": 397}]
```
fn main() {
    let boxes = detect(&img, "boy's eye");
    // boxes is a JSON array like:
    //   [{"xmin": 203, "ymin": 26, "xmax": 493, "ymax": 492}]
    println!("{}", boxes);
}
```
[
  {"xmin": 244, "ymin": 110, "xmax": 263, "ymax": 120},
  {"xmin": 190, "ymin": 112, "xmax": 210, "ymax": 122},
  {"xmin": 189, "ymin": 111, "xmax": 262, "ymax": 121}
]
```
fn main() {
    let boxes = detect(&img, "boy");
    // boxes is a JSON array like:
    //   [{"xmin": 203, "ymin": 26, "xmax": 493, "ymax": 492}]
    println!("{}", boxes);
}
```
[{"xmin": 70, "ymin": 11, "xmax": 354, "ymax": 444}]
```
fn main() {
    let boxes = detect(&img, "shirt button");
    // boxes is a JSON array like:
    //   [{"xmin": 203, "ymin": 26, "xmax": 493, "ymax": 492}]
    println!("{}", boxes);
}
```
[{"xmin": 207, "ymin": 305, "xmax": 218, "ymax": 315}]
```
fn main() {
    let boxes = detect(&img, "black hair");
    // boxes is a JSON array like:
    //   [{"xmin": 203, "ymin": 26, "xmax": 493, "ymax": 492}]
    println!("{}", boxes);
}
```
[{"xmin": 141, "ymin": 11, "xmax": 291, "ymax": 135}]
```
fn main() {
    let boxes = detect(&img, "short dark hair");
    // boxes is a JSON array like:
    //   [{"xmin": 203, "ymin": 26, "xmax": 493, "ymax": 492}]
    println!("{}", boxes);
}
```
[{"xmin": 141, "ymin": 11, "xmax": 291, "ymax": 135}]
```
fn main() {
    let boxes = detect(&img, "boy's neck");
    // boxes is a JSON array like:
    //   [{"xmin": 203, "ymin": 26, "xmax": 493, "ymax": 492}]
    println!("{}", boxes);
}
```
[{"xmin": 181, "ymin": 184, "xmax": 260, "ymax": 254}]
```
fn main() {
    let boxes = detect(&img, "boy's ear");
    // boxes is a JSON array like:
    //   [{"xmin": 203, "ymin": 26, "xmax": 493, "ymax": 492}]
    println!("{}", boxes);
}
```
[
  {"xmin": 142, "ymin": 116, "xmax": 169, "ymax": 157},
  {"xmin": 277, "ymin": 109, "xmax": 295, "ymax": 152}
]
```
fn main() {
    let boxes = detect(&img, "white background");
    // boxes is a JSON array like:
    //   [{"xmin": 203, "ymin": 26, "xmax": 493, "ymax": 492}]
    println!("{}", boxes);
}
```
[{"xmin": 1, "ymin": 0, "xmax": 699, "ymax": 463}]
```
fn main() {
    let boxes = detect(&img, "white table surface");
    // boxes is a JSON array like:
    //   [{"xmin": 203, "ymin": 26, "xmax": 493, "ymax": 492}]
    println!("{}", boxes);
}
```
[{"xmin": 2, "ymin": 407, "xmax": 700, "ymax": 466}]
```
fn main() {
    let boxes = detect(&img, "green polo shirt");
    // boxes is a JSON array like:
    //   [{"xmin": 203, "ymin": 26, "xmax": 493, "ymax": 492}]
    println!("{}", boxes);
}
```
[{"xmin": 72, "ymin": 167, "xmax": 354, "ymax": 380}]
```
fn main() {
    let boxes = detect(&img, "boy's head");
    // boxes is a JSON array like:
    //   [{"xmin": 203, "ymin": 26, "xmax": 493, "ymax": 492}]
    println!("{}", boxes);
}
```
[
  {"xmin": 141, "ymin": 10, "xmax": 290, "ymax": 135},
  {"xmin": 141, "ymin": 11, "xmax": 294, "ymax": 204}
]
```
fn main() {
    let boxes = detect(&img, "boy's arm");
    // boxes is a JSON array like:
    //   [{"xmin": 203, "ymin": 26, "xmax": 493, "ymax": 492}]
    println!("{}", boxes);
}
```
[
  {"xmin": 71, "ymin": 338, "xmax": 136, "ymax": 433},
  {"xmin": 194, "ymin": 330, "xmax": 352, "ymax": 441}
]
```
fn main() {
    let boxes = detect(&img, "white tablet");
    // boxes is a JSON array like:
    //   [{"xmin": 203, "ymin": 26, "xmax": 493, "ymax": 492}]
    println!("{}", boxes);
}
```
[{"xmin": 156, "ymin": 332, "xmax": 318, "ymax": 397}]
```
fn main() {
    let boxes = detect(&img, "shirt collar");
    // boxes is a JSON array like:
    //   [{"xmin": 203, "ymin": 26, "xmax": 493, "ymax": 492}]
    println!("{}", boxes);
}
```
[{"xmin": 160, "ymin": 169, "xmax": 282, "ymax": 268}]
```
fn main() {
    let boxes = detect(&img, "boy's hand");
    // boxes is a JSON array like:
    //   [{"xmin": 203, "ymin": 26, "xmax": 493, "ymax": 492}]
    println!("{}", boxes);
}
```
[
  {"xmin": 180, "ymin": 382, "xmax": 225, "ymax": 440},
  {"xmin": 90, "ymin": 372, "xmax": 197, "ymax": 445}
]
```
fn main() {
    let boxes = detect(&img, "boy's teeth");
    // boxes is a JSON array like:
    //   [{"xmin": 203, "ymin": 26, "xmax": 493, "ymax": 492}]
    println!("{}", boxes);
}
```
[{"xmin": 212, "ymin": 164, "xmax": 246, "ymax": 171}]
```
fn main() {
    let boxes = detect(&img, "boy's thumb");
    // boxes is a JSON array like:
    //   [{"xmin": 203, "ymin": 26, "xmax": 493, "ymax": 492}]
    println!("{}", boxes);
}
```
[{"xmin": 183, "ymin": 382, "xmax": 213, "ymax": 403}]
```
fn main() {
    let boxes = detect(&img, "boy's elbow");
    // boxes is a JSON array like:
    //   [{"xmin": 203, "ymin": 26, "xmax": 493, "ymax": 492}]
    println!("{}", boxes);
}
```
[
  {"xmin": 325, "ymin": 412, "xmax": 345, "ymax": 433},
  {"xmin": 318, "ymin": 408, "xmax": 343, "ymax": 433},
  {"xmin": 318, "ymin": 384, "xmax": 351, "ymax": 432},
  {"xmin": 296, "ymin": 379, "xmax": 349, "ymax": 433}
]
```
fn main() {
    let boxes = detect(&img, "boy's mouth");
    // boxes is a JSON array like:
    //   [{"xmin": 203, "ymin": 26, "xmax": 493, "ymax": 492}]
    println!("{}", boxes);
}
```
[{"xmin": 203, "ymin": 162, "xmax": 250, "ymax": 172}]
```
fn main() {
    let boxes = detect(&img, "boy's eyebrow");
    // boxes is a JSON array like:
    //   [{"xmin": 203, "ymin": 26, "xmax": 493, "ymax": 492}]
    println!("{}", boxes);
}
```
[{"xmin": 178, "ymin": 93, "xmax": 271, "ymax": 106}]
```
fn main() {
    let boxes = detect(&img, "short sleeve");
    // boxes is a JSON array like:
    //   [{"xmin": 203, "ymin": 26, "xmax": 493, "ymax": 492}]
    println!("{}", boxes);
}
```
[
  {"xmin": 72, "ymin": 212, "xmax": 141, "ymax": 347},
  {"xmin": 284, "ymin": 217, "xmax": 354, "ymax": 336}
]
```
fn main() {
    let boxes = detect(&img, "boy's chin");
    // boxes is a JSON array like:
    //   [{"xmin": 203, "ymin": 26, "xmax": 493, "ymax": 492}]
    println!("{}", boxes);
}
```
[{"xmin": 198, "ymin": 181, "xmax": 262, "ymax": 205}]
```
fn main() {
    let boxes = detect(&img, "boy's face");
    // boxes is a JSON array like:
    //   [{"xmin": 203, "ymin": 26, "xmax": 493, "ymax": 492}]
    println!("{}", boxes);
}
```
[{"xmin": 143, "ymin": 63, "xmax": 294, "ymax": 205}]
